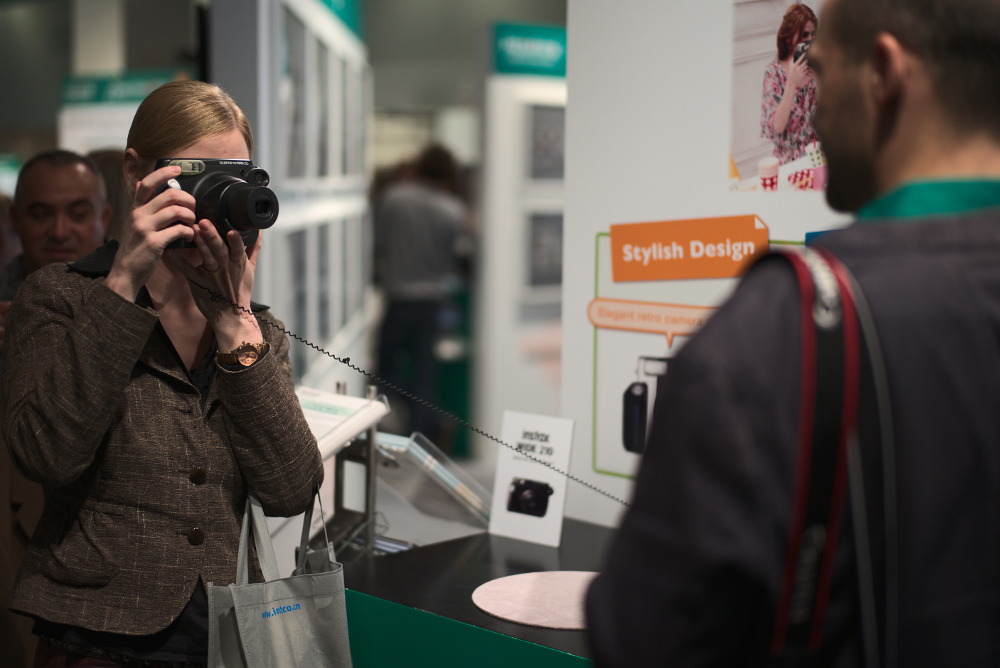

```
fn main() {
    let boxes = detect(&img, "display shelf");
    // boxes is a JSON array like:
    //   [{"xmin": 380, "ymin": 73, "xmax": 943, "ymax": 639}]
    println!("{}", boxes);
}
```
[{"xmin": 376, "ymin": 431, "xmax": 492, "ymax": 525}]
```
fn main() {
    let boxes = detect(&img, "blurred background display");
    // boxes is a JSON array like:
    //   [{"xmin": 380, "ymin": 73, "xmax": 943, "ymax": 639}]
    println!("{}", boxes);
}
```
[
  {"xmin": 529, "ymin": 104, "xmax": 565, "ymax": 180},
  {"xmin": 0, "ymin": 0, "xmax": 568, "ymax": 512}
]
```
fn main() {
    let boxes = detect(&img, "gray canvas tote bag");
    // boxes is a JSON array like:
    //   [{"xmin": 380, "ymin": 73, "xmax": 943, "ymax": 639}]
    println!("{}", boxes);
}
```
[{"xmin": 207, "ymin": 492, "xmax": 353, "ymax": 668}]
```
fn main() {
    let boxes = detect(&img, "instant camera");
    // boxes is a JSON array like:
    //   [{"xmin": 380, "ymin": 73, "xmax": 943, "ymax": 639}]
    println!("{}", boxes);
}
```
[{"xmin": 155, "ymin": 158, "xmax": 278, "ymax": 249}]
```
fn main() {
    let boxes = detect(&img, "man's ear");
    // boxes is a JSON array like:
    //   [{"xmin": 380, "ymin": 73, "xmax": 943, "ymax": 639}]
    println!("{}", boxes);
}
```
[
  {"xmin": 870, "ymin": 32, "xmax": 910, "ymax": 148},
  {"xmin": 870, "ymin": 32, "xmax": 908, "ymax": 112}
]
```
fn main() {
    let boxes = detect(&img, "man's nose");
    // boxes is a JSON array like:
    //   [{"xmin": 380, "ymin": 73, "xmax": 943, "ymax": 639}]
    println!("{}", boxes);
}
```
[{"xmin": 51, "ymin": 213, "xmax": 71, "ymax": 239}]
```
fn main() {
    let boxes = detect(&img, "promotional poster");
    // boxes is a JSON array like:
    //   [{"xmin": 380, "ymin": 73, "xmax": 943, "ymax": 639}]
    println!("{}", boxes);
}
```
[{"xmin": 562, "ymin": 0, "xmax": 850, "ymax": 527}]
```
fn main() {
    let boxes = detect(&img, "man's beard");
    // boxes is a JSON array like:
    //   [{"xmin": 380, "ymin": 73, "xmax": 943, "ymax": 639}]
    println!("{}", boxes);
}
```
[
  {"xmin": 824, "ymin": 144, "xmax": 878, "ymax": 213},
  {"xmin": 816, "ymin": 79, "xmax": 879, "ymax": 213}
]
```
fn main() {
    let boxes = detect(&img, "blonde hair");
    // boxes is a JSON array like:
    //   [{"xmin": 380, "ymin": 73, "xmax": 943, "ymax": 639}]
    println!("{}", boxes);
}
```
[{"xmin": 126, "ymin": 81, "xmax": 253, "ymax": 175}]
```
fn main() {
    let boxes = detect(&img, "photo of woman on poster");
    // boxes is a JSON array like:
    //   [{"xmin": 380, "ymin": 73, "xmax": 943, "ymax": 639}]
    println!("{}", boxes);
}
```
[{"xmin": 760, "ymin": 4, "xmax": 818, "ymax": 164}]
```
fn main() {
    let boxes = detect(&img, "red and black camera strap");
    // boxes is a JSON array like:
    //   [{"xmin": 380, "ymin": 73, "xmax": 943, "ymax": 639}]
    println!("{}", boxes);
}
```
[{"xmin": 765, "ymin": 248, "xmax": 896, "ymax": 668}]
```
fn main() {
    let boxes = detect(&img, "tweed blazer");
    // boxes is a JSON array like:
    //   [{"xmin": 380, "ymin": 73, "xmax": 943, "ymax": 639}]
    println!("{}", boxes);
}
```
[{"xmin": 2, "ymin": 246, "xmax": 324, "ymax": 635}]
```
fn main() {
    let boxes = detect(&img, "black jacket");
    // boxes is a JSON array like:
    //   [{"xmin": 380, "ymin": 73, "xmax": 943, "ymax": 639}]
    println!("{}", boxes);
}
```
[{"xmin": 587, "ymin": 213, "xmax": 1000, "ymax": 667}]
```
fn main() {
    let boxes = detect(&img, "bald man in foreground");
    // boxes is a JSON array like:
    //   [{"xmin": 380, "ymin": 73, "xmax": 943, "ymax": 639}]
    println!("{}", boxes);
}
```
[{"xmin": 2, "ymin": 150, "xmax": 109, "ymax": 668}]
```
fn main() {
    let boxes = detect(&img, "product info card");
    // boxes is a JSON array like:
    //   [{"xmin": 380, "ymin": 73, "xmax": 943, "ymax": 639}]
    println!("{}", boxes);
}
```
[{"xmin": 489, "ymin": 411, "xmax": 574, "ymax": 547}]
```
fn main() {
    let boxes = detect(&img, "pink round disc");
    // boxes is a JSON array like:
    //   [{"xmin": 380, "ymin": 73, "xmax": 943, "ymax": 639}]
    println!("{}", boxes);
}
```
[{"xmin": 471, "ymin": 571, "xmax": 598, "ymax": 630}]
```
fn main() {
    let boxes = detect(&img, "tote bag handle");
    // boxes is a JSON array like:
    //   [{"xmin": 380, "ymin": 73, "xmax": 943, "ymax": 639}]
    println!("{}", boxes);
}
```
[{"xmin": 236, "ymin": 494, "xmax": 281, "ymax": 585}]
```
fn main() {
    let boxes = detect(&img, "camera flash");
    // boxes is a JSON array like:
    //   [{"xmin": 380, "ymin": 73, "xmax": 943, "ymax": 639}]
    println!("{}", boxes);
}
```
[{"xmin": 167, "ymin": 178, "xmax": 181, "ymax": 190}]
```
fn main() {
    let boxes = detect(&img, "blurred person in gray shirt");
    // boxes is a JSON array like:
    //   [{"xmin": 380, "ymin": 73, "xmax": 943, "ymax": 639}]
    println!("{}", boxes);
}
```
[{"xmin": 375, "ymin": 144, "xmax": 470, "ymax": 443}]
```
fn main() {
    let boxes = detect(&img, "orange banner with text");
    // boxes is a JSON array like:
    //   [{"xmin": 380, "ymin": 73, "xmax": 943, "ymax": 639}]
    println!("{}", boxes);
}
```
[
  {"xmin": 610, "ymin": 214, "xmax": 769, "ymax": 282},
  {"xmin": 587, "ymin": 298, "xmax": 716, "ymax": 347}
]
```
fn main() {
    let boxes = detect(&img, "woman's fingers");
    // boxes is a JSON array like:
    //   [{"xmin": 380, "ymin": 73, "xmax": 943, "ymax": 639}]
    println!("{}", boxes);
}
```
[
  {"xmin": 131, "ymin": 167, "xmax": 200, "ymax": 246},
  {"xmin": 139, "ymin": 198, "xmax": 197, "ymax": 231},
  {"xmin": 167, "ymin": 228, "xmax": 261, "ymax": 334},
  {"xmin": 167, "ymin": 240, "xmax": 228, "ymax": 295},
  {"xmin": 788, "ymin": 59, "xmax": 810, "ymax": 89},
  {"xmin": 192, "ymin": 220, "xmax": 233, "ymax": 271},
  {"xmin": 125, "ymin": 186, "xmax": 198, "ymax": 257},
  {"xmin": 226, "ymin": 230, "xmax": 247, "ymax": 266},
  {"xmin": 158, "ymin": 220, "xmax": 197, "ymax": 247},
  {"xmin": 191, "ymin": 223, "xmax": 216, "ymax": 270},
  {"xmin": 121, "ymin": 197, "xmax": 195, "ymax": 252},
  {"xmin": 191, "ymin": 222, "xmax": 246, "ymax": 302},
  {"xmin": 246, "ymin": 233, "xmax": 262, "ymax": 267},
  {"xmin": 134, "ymin": 165, "xmax": 182, "ymax": 206},
  {"xmin": 107, "ymin": 167, "xmax": 204, "ymax": 302},
  {"xmin": 194, "ymin": 224, "xmax": 250, "ymax": 275}
]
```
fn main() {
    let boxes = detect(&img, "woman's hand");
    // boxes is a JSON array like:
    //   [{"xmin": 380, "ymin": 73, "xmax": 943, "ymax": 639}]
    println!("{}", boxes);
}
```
[
  {"xmin": 787, "ymin": 54, "xmax": 813, "ymax": 92},
  {"xmin": 771, "ymin": 56, "xmax": 814, "ymax": 135},
  {"xmin": 106, "ymin": 165, "xmax": 196, "ymax": 302},
  {"xmin": 167, "ymin": 223, "xmax": 263, "ymax": 352}
]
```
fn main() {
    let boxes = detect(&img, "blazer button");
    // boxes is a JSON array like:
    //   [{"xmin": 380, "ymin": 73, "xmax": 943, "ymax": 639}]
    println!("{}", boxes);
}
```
[
  {"xmin": 188, "ymin": 528, "xmax": 205, "ymax": 545},
  {"xmin": 190, "ymin": 468, "xmax": 207, "ymax": 485}
]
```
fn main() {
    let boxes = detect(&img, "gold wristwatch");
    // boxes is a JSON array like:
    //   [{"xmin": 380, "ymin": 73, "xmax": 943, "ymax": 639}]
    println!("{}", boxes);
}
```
[{"xmin": 217, "ymin": 341, "xmax": 270, "ymax": 367}]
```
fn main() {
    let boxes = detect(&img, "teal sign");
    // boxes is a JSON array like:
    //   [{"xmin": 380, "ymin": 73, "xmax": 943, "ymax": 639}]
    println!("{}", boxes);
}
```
[
  {"xmin": 0, "ymin": 153, "xmax": 21, "ymax": 172},
  {"xmin": 61, "ymin": 70, "xmax": 192, "ymax": 106},
  {"xmin": 320, "ymin": 0, "xmax": 363, "ymax": 39},
  {"xmin": 494, "ymin": 23, "xmax": 566, "ymax": 78}
]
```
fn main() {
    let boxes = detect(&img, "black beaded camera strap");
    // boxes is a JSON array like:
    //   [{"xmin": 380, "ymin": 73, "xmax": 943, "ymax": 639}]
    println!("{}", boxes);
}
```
[{"xmin": 197, "ymin": 284, "xmax": 633, "ymax": 508}]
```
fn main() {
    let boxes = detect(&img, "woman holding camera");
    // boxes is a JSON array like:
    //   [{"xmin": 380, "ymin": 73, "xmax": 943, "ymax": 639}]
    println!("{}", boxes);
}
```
[
  {"xmin": 760, "ymin": 3, "xmax": 819, "ymax": 164},
  {"xmin": 3, "ymin": 80, "xmax": 323, "ymax": 667}
]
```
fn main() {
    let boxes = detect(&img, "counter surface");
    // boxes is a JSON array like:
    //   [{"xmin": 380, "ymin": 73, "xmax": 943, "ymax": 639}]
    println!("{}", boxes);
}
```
[{"xmin": 343, "ymin": 518, "xmax": 616, "ymax": 658}]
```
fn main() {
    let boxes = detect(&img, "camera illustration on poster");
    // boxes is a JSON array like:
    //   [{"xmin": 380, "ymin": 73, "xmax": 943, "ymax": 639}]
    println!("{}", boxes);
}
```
[
  {"xmin": 587, "ymin": 215, "xmax": 769, "ymax": 478},
  {"xmin": 507, "ymin": 478, "xmax": 555, "ymax": 517},
  {"xmin": 622, "ymin": 357, "xmax": 669, "ymax": 455}
]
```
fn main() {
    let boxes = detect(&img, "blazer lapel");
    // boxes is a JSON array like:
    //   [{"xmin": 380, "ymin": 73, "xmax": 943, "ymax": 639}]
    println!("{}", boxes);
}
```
[{"xmin": 136, "ymin": 327, "xmax": 197, "ymax": 389}]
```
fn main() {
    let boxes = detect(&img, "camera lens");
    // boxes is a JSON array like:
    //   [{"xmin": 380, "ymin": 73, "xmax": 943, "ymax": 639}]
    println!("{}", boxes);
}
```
[{"xmin": 226, "ymin": 185, "xmax": 278, "ymax": 231}]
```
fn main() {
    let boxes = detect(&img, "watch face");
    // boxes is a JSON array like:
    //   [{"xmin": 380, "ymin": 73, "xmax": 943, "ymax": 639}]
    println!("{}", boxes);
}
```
[{"xmin": 237, "ymin": 350, "xmax": 259, "ymax": 366}]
